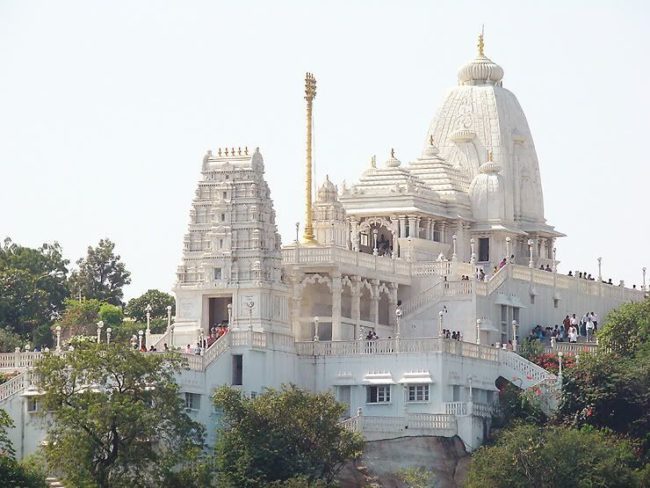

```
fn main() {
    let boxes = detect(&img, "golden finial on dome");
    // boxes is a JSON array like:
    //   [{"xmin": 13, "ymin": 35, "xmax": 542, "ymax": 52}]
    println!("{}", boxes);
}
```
[
  {"xmin": 487, "ymin": 150, "xmax": 493, "ymax": 162},
  {"xmin": 391, "ymin": 148, "xmax": 395, "ymax": 158},
  {"xmin": 429, "ymin": 134, "xmax": 434, "ymax": 146},
  {"xmin": 370, "ymin": 155, "xmax": 376, "ymax": 168},
  {"xmin": 478, "ymin": 25, "xmax": 485, "ymax": 57}
]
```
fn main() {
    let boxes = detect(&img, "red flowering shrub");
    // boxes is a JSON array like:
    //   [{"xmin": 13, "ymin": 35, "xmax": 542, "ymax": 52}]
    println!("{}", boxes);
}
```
[{"xmin": 529, "ymin": 352, "xmax": 576, "ymax": 375}]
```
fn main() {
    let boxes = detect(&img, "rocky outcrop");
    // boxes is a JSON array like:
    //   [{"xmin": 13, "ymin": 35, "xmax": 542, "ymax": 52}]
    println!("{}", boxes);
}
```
[{"xmin": 338, "ymin": 435, "xmax": 470, "ymax": 488}]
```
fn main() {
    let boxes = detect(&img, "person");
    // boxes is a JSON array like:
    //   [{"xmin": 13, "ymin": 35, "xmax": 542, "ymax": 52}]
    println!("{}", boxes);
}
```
[
  {"xmin": 586, "ymin": 317, "xmax": 595, "ymax": 342},
  {"xmin": 591, "ymin": 312, "xmax": 598, "ymax": 330},
  {"xmin": 568, "ymin": 325, "xmax": 578, "ymax": 343},
  {"xmin": 568, "ymin": 271, "xmax": 573, "ymax": 277},
  {"xmin": 185, "ymin": 344, "xmax": 192, "ymax": 354},
  {"xmin": 540, "ymin": 265, "xmax": 545, "ymax": 271},
  {"xmin": 163, "ymin": 343, "xmax": 169, "ymax": 352},
  {"xmin": 149, "ymin": 345, "xmax": 155, "ymax": 352},
  {"xmin": 506, "ymin": 340, "xmax": 513, "ymax": 351},
  {"xmin": 545, "ymin": 264, "xmax": 552, "ymax": 272},
  {"xmin": 140, "ymin": 344, "xmax": 147, "ymax": 352}
]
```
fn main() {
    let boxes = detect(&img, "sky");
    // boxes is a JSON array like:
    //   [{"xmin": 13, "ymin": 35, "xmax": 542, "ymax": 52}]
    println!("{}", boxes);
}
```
[{"xmin": 1, "ymin": 0, "xmax": 648, "ymax": 299}]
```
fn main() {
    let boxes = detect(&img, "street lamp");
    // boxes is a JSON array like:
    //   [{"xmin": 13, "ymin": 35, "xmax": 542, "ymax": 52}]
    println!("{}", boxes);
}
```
[
  {"xmin": 597, "ymin": 257, "xmax": 602, "ymax": 281},
  {"xmin": 246, "ymin": 298, "xmax": 254, "ymax": 332},
  {"xmin": 295, "ymin": 222, "xmax": 300, "ymax": 244},
  {"xmin": 438, "ymin": 311, "xmax": 444, "ymax": 338},
  {"xmin": 470, "ymin": 238, "xmax": 476, "ymax": 265},
  {"xmin": 55, "ymin": 325, "xmax": 62, "ymax": 352},
  {"xmin": 372, "ymin": 228, "xmax": 379, "ymax": 256},
  {"xmin": 512, "ymin": 320, "xmax": 518, "ymax": 352},
  {"xmin": 145, "ymin": 304, "xmax": 153, "ymax": 335},
  {"xmin": 528, "ymin": 239, "xmax": 534, "ymax": 268},
  {"xmin": 138, "ymin": 330, "xmax": 144, "ymax": 350},
  {"xmin": 505, "ymin": 236, "xmax": 512, "ymax": 263},
  {"xmin": 227, "ymin": 303, "xmax": 233, "ymax": 328},
  {"xmin": 313, "ymin": 316, "xmax": 320, "ymax": 342},
  {"xmin": 476, "ymin": 319, "xmax": 481, "ymax": 345},
  {"xmin": 552, "ymin": 248, "xmax": 557, "ymax": 273},
  {"xmin": 96, "ymin": 321, "xmax": 104, "ymax": 344},
  {"xmin": 452, "ymin": 234, "xmax": 457, "ymax": 262},
  {"xmin": 642, "ymin": 267, "xmax": 647, "ymax": 292},
  {"xmin": 395, "ymin": 305, "xmax": 403, "ymax": 340},
  {"xmin": 106, "ymin": 327, "xmax": 112, "ymax": 345},
  {"xmin": 166, "ymin": 305, "xmax": 172, "ymax": 331}
]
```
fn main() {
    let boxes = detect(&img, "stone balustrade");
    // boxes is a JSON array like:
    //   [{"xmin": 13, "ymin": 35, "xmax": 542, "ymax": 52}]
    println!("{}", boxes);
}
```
[{"xmin": 341, "ymin": 412, "xmax": 457, "ymax": 440}]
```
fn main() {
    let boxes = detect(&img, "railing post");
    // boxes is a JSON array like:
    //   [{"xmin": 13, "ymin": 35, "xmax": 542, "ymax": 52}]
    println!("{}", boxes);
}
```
[{"xmin": 14, "ymin": 347, "xmax": 20, "ymax": 369}]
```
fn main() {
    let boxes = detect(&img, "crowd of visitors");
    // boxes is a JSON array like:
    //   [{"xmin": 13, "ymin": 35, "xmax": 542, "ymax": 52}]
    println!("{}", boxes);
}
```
[
  {"xmin": 442, "ymin": 329, "xmax": 463, "ymax": 341},
  {"xmin": 526, "ymin": 312, "xmax": 599, "ymax": 344}
]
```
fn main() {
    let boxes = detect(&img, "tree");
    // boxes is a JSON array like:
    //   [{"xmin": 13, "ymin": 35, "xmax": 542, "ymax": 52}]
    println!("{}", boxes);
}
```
[
  {"xmin": 98, "ymin": 303, "xmax": 123, "ymax": 328},
  {"xmin": 213, "ymin": 385, "xmax": 364, "ymax": 487},
  {"xmin": 69, "ymin": 238, "xmax": 131, "ymax": 306},
  {"xmin": 0, "ymin": 409, "xmax": 47, "ymax": 487},
  {"xmin": 54, "ymin": 298, "xmax": 102, "ymax": 339},
  {"xmin": 125, "ymin": 289, "xmax": 175, "ymax": 324},
  {"xmin": 0, "ymin": 238, "xmax": 69, "ymax": 341},
  {"xmin": 597, "ymin": 299, "xmax": 650, "ymax": 356},
  {"xmin": 34, "ymin": 342, "xmax": 204, "ymax": 487},
  {"xmin": 396, "ymin": 466, "xmax": 436, "ymax": 488},
  {"xmin": 466, "ymin": 424, "xmax": 644, "ymax": 488},
  {"xmin": 557, "ymin": 350, "xmax": 650, "ymax": 454}
]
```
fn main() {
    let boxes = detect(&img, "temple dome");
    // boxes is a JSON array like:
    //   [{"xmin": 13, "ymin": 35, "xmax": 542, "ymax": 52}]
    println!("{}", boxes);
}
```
[
  {"xmin": 458, "ymin": 33, "xmax": 504, "ymax": 86},
  {"xmin": 385, "ymin": 149, "xmax": 401, "ymax": 167},
  {"xmin": 469, "ymin": 154, "xmax": 507, "ymax": 222},
  {"xmin": 316, "ymin": 175, "xmax": 338, "ymax": 203}
]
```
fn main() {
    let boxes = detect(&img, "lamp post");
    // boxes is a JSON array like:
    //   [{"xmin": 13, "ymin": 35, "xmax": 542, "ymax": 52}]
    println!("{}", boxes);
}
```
[
  {"xmin": 106, "ymin": 327, "xmax": 112, "ymax": 345},
  {"xmin": 227, "ymin": 303, "xmax": 233, "ymax": 327},
  {"xmin": 138, "ymin": 330, "xmax": 144, "ymax": 350},
  {"xmin": 170, "ymin": 324, "xmax": 175, "ymax": 349},
  {"xmin": 372, "ymin": 229, "xmax": 379, "ymax": 256},
  {"xmin": 55, "ymin": 325, "xmax": 62, "ymax": 352},
  {"xmin": 246, "ymin": 298, "xmax": 254, "ymax": 332},
  {"xmin": 166, "ymin": 305, "xmax": 172, "ymax": 331},
  {"xmin": 395, "ymin": 305, "xmax": 403, "ymax": 340},
  {"xmin": 295, "ymin": 222, "xmax": 300, "ymax": 244},
  {"xmin": 505, "ymin": 236, "xmax": 512, "ymax": 263},
  {"xmin": 470, "ymin": 238, "xmax": 476, "ymax": 265},
  {"xmin": 597, "ymin": 257, "xmax": 602, "ymax": 281},
  {"xmin": 468, "ymin": 376, "xmax": 473, "ymax": 403},
  {"xmin": 552, "ymin": 247, "xmax": 557, "ymax": 273},
  {"xmin": 145, "ymin": 304, "xmax": 152, "ymax": 335},
  {"xmin": 452, "ymin": 234, "xmax": 457, "ymax": 262},
  {"xmin": 476, "ymin": 319, "xmax": 481, "ymax": 345},
  {"xmin": 438, "ymin": 310, "xmax": 444, "ymax": 338},
  {"xmin": 313, "ymin": 316, "xmax": 320, "ymax": 342},
  {"xmin": 642, "ymin": 267, "xmax": 647, "ymax": 292},
  {"xmin": 96, "ymin": 321, "xmax": 104, "ymax": 344},
  {"xmin": 512, "ymin": 320, "xmax": 518, "ymax": 352},
  {"xmin": 528, "ymin": 239, "xmax": 534, "ymax": 268}
]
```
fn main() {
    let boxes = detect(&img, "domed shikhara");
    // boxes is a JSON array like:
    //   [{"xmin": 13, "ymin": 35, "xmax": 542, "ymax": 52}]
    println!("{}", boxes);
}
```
[
  {"xmin": 469, "ymin": 154, "xmax": 509, "ymax": 223},
  {"xmin": 423, "ymin": 33, "xmax": 548, "ymax": 230}
]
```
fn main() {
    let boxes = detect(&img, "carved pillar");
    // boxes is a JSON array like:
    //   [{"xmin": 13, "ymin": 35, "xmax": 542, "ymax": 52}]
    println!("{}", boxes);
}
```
[
  {"xmin": 390, "ymin": 217, "xmax": 399, "ymax": 259},
  {"xmin": 399, "ymin": 216, "xmax": 407, "ymax": 238},
  {"xmin": 440, "ymin": 221, "xmax": 447, "ymax": 244},
  {"xmin": 290, "ymin": 274, "xmax": 304, "ymax": 339},
  {"xmin": 425, "ymin": 218, "xmax": 432, "ymax": 241},
  {"xmin": 388, "ymin": 282, "xmax": 398, "ymax": 327},
  {"xmin": 415, "ymin": 217, "xmax": 421, "ymax": 239},
  {"xmin": 331, "ymin": 272, "xmax": 342, "ymax": 341},
  {"xmin": 407, "ymin": 216, "xmax": 416, "ymax": 238},
  {"xmin": 350, "ymin": 218, "xmax": 359, "ymax": 252},
  {"xmin": 351, "ymin": 276, "xmax": 361, "ymax": 339},
  {"xmin": 371, "ymin": 279, "xmax": 380, "ymax": 328}
]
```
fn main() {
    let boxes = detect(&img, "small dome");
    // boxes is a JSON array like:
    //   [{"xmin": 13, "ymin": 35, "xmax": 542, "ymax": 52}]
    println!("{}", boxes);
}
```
[
  {"xmin": 317, "ymin": 175, "xmax": 338, "ymax": 203},
  {"xmin": 458, "ymin": 33, "xmax": 504, "ymax": 86},
  {"xmin": 385, "ymin": 148, "xmax": 401, "ymax": 168},
  {"xmin": 422, "ymin": 137, "xmax": 440, "ymax": 159},
  {"xmin": 469, "ymin": 153, "xmax": 506, "ymax": 222}
]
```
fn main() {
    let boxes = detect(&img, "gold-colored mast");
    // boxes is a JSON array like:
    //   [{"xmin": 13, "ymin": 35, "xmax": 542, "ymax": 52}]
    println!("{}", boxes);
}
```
[{"xmin": 302, "ymin": 72, "xmax": 317, "ymax": 244}]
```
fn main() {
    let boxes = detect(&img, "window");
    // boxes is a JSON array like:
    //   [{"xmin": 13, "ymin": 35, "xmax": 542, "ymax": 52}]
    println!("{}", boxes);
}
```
[
  {"xmin": 184, "ymin": 393, "xmax": 200, "ymax": 411},
  {"xmin": 27, "ymin": 398, "xmax": 38, "ymax": 413},
  {"xmin": 407, "ymin": 385, "xmax": 430, "ymax": 402},
  {"xmin": 478, "ymin": 238, "xmax": 489, "ymax": 262},
  {"xmin": 553, "ymin": 298, "xmax": 559, "ymax": 308},
  {"xmin": 223, "ymin": 191, "xmax": 228, "ymax": 200},
  {"xmin": 214, "ymin": 268, "xmax": 222, "ymax": 280},
  {"xmin": 360, "ymin": 233, "xmax": 369, "ymax": 247},
  {"xmin": 221, "ymin": 213, "xmax": 225, "ymax": 222},
  {"xmin": 367, "ymin": 385, "xmax": 391, "ymax": 403},
  {"xmin": 219, "ymin": 239, "xmax": 224, "ymax": 249},
  {"xmin": 530, "ymin": 295, "xmax": 535, "ymax": 305},
  {"xmin": 232, "ymin": 355, "xmax": 243, "ymax": 386}
]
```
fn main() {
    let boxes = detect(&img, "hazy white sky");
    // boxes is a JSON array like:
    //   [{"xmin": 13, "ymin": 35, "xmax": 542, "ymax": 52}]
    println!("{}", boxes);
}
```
[{"xmin": 1, "ymin": 0, "xmax": 648, "ymax": 299}]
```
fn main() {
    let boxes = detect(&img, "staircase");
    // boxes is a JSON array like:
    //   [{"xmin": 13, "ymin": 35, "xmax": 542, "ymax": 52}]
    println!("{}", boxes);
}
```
[
  {"xmin": 498, "ymin": 349, "xmax": 557, "ymax": 389},
  {"xmin": 401, "ymin": 280, "xmax": 473, "ymax": 318}
]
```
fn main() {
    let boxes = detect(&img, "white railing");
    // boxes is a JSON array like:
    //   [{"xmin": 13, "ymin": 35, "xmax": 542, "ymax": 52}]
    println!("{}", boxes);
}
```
[
  {"xmin": 444, "ymin": 401, "xmax": 467, "ymax": 416},
  {"xmin": 470, "ymin": 402, "xmax": 493, "ymax": 418},
  {"xmin": 344, "ymin": 414, "xmax": 457, "ymax": 438},
  {"xmin": 407, "ymin": 413, "xmax": 457, "ymax": 433},
  {"xmin": 340, "ymin": 414, "xmax": 361, "ymax": 433},
  {"xmin": 282, "ymin": 246, "xmax": 411, "ymax": 277},
  {"xmin": 548, "ymin": 342, "xmax": 599, "ymax": 355},
  {"xmin": 149, "ymin": 330, "xmax": 171, "ymax": 351},
  {"xmin": 499, "ymin": 349, "xmax": 556, "ymax": 387},
  {"xmin": 201, "ymin": 335, "xmax": 231, "ymax": 367},
  {"xmin": 401, "ymin": 280, "xmax": 473, "ymax": 317},
  {"xmin": 0, "ymin": 371, "xmax": 28, "ymax": 402},
  {"xmin": 295, "ymin": 338, "xmax": 500, "ymax": 362},
  {"xmin": 0, "ymin": 351, "xmax": 44, "ymax": 371}
]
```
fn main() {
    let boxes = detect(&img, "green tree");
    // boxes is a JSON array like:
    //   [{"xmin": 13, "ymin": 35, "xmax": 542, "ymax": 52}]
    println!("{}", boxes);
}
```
[
  {"xmin": 0, "ymin": 409, "xmax": 47, "ymax": 487},
  {"xmin": 69, "ymin": 238, "xmax": 131, "ymax": 306},
  {"xmin": 54, "ymin": 298, "xmax": 102, "ymax": 338},
  {"xmin": 0, "ymin": 238, "xmax": 69, "ymax": 341},
  {"xmin": 0, "ymin": 327, "xmax": 23, "ymax": 353},
  {"xmin": 597, "ymin": 299, "xmax": 650, "ymax": 356},
  {"xmin": 213, "ymin": 385, "xmax": 364, "ymax": 487},
  {"xmin": 98, "ymin": 303, "xmax": 123, "ymax": 328},
  {"xmin": 466, "ymin": 424, "xmax": 643, "ymax": 488},
  {"xmin": 125, "ymin": 289, "xmax": 175, "ymax": 324},
  {"xmin": 557, "ymin": 350, "xmax": 650, "ymax": 453},
  {"xmin": 34, "ymin": 342, "xmax": 204, "ymax": 488},
  {"xmin": 396, "ymin": 466, "xmax": 436, "ymax": 488}
]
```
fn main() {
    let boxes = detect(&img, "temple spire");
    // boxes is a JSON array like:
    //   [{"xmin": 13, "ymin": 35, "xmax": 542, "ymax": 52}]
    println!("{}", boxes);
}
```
[
  {"xmin": 478, "ymin": 25, "xmax": 485, "ymax": 57},
  {"xmin": 302, "ymin": 72, "xmax": 317, "ymax": 244}
]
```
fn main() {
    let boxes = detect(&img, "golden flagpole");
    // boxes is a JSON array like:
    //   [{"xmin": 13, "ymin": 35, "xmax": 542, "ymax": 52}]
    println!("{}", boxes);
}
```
[{"xmin": 302, "ymin": 72, "xmax": 317, "ymax": 244}]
